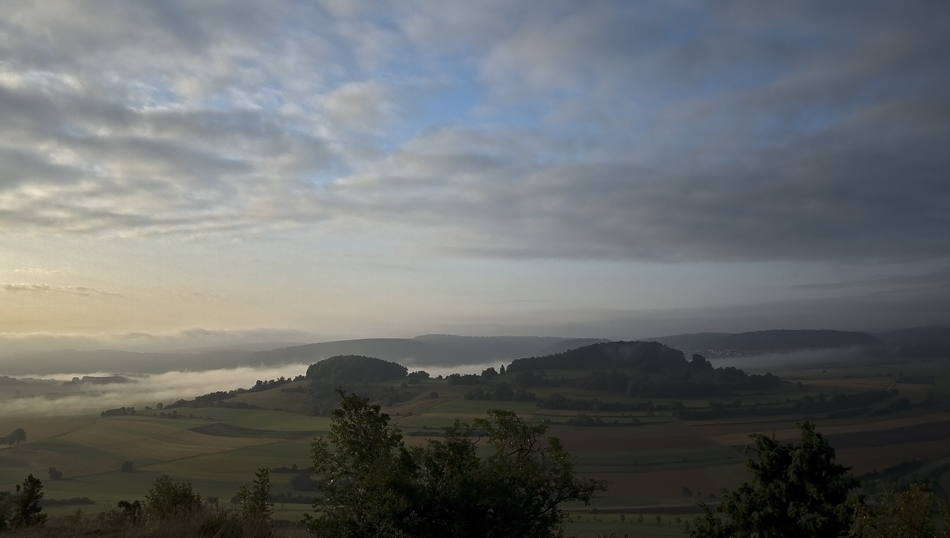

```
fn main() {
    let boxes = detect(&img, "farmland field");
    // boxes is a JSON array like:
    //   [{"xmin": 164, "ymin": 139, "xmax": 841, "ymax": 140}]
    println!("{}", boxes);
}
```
[{"xmin": 1, "ymin": 355, "xmax": 948, "ymax": 538}]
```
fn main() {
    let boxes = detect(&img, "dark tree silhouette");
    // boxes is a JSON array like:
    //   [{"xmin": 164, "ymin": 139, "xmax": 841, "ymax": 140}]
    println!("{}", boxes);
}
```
[
  {"xmin": 691, "ymin": 421, "xmax": 856, "ymax": 538},
  {"xmin": 306, "ymin": 391, "xmax": 604, "ymax": 538},
  {"xmin": 12, "ymin": 474, "xmax": 46, "ymax": 528}
]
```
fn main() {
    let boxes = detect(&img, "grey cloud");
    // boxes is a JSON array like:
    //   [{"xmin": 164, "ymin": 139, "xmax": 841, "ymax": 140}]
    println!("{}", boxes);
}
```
[
  {"xmin": 332, "ymin": 103, "xmax": 949, "ymax": 262},
  {"xmin": 788, "ymin": 267, "xmax": 950, "ymax": 297},
  {"xmin": 0, "ymin": 327, "xmax": 326, "ymax": 356},
  {"xmin": 0, "ymin": 1, "xmax": 947, "ymax": 262}
]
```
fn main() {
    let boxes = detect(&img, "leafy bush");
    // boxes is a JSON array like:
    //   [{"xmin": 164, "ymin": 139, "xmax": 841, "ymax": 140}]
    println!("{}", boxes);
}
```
[{"xmin": 145, "ymin": 475, "xmax": 202, "ymax": 519}]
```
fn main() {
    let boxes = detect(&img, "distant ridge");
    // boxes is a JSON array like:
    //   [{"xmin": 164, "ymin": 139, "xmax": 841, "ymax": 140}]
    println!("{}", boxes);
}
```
[
  {"xmin": 535, "ymin": 338, "xmax": 611, "ymax": 356},
  {"xmin": 718, "ymin": 329, "xmax": 883, "ymax": 351},
  {"xmin": 874, "ymin": 325, "xmax": 950, "ymax": 347},
  {"xmin": 650, "ymin": 329, "xmax": 884, "ymax": 356},
  {"xmin": 0, "ymin": 335, "xmax": 599, "ymax": 376},
  {"xmin": 507, "ymin": 341, "xmax": 684, "ymax": 372},
  {"xmin": 873, "ymin": 325, "xmax": 950, "ymax": 358}
]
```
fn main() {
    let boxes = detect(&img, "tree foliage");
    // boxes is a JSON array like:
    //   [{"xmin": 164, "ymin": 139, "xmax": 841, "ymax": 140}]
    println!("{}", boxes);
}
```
[
  {"xmin": 144, "ymin": 475, "xmax": 202, "ymax": 519},
  {"xmin": 0, "ymin": 491, "xmax": 12, "ymax": 532},
  {"xmin": 12, "ymin": 474, "xmax": 46, "ymax": 529},
  {"xmin": 692, "ymin": 421, "xmax": 856, "ymax": 538},
  {"xmin": 306, "ymin": 355, "xmax": 407, "ymax": 383},
  {"xmin": 305, "ymin": 391, "xmax": 605, "ymax": 538},
  {"xmin": 236, "ymin": 468, "xmax": 273, "ymax": 522},
  {"xmin": 850, "ymin": 483, "xmax": 950, "ymax": 538}
]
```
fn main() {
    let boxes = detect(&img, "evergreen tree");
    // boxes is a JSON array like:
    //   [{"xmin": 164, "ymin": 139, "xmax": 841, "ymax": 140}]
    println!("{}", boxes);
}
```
[{"xmin": 12, "ymin": 474, "xmax": 46, "ymax": 528}]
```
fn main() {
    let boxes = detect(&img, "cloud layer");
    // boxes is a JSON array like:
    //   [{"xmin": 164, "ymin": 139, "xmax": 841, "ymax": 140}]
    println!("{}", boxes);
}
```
[{"xmin": 1, "ymin": 1, "xmax": 947, "ymax": 262}]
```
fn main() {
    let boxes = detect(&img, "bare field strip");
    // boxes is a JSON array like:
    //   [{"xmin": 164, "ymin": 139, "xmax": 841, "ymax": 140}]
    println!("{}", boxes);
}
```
[
  {"xmin": 550, "ymin": 422, "xmax": 691, "ymax": 441},
  {"xmin": 58, "ymin": 418, "xmax": 275, "ymax": 462},
  {"xmin": 836, "ymin": 439, "xmax": 950, "ymax": 474},
  {"xmin": 703, "ymin": 411, "xmax": 950, "ymax": 446},
  {"xmin": 146, "ymin": 440, "xmax": 313, "ymax": 481},
  {"xmin": 0, "ymin": 415, "xmax": 98, "ymax": 442},
  {"xmin": 561, "ymin": 434, "xmax": 721, "ymax": 453},
  {"xmin": 189, "ymin": 423, "xmax": 319, "ymax": 439},
  {"xmin": 825, "ymin": 418, "xmax": 950, "ymax": 449},
  {"xmin": 587, "ymin": 468, "xmax": 722, "ymax": 502},
  {"xmin": 0, "ymin": 438, "xmax": 124, "ymax": 486}
]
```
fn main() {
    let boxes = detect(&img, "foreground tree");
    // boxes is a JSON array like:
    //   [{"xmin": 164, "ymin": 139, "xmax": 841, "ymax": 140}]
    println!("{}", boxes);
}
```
[
  {"xmin": 12, "ymin": 474, "xmax": 46, "ymax": 529},
  {"xmin": 692, "ymin": 421, "xmax": 856, "ymax": 538},
  {"xmin": 306, "ymin": 391, "xmax": 604, "ymax": 538}
]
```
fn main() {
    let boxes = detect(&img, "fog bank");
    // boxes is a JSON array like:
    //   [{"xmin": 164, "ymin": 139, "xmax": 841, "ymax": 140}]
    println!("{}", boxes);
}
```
[{"xmin": 0, "ymin": 363, "xmax": 311, "ymax": 417}]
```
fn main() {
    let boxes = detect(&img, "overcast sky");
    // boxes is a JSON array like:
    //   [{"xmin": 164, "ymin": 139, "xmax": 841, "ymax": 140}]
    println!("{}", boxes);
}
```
[{"xmin": 1, "ymin": 1, "xmax": 948, "ymax": 353}]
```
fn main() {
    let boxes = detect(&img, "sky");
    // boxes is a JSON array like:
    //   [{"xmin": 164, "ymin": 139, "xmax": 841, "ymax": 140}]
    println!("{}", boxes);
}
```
[{"xmin": 1, "ymin": 1, "xmax": 949, "ymax": 354}]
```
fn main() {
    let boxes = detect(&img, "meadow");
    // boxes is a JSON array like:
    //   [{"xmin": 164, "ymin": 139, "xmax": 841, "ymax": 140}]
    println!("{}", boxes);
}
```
[{"xmin": 0, "ymin": 354, "xmax": 948, "ymax": 538}]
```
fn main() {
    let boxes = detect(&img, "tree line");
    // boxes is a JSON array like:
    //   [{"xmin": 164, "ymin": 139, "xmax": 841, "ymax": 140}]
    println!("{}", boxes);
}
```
[{"xmin": 0, "ymin": 470, "xmax": 275, "ymax": 537}]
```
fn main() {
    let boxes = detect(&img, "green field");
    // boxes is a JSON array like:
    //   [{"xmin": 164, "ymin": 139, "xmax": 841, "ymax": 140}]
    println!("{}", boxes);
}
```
[{"xmin": 1, "ymin": 356, "xmax": 949, "ymax": 537}]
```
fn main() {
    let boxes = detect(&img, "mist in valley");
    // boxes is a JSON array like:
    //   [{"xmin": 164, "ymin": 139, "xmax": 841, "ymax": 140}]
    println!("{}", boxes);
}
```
[
  {"xmin": 0, "ymin": 363, "xmax": 310, "ymax": 417},
  {"xmin": 0, "ymin": 359, "xmax": 508, "ymax": 417}
]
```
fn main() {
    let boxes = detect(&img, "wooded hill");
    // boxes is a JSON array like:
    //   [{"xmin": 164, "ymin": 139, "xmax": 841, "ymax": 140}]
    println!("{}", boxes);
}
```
[
  {"xmin": 650, "ymin": 329, "xmax": 885, "ymax": 356},
  {"xmin": 505, "ymin": 341, "xmax": 783, "ymax": 400}
]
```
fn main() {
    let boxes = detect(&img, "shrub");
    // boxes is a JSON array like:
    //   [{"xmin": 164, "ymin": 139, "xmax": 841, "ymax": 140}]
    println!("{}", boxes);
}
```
[{"xmin": 145, "ymin": 475, "xmax": 202, "ymax": 519}]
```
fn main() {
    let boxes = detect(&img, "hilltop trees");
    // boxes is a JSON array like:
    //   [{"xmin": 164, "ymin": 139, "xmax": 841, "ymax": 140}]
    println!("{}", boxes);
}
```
[
  {"xmin": 306, "ymin": 391, "xmax": 604, "ymax": 538},
  {"xmin": 691, "ymin": 421, "xmax": 856, "ymax": 538},
  {"xmin": 306, "ymin": 355, "xmax": 407, "ymax": 384}
]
